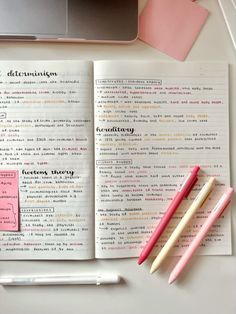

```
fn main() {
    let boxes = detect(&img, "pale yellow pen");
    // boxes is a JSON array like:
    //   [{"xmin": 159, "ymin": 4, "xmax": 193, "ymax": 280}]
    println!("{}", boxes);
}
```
[{"xmin": 150, "ymin": 177, "xmax": 215, "ymax": 274}]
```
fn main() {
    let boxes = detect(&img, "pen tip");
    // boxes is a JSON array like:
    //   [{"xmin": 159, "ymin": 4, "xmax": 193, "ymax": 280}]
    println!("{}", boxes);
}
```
[
  {"xmin": 150, "ymin": 266, "xmax": 156, "ymax": 274},
  {"xmin": 137, "ymin": 257, "xmax": 143, "ymax": 265},
  {"xmin": 168, "ymin": 275, "xmax": 176, "ymax": 285}
]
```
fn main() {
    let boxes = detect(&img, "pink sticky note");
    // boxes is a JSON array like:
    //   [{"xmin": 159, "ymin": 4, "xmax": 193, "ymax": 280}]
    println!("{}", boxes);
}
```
[
  {"xmin": 139, "ymin": 0, "xmax": 209, "ymax": 61},
  {"xmin": 0, "ymin": 170, "xmax": 19, "ymax": 231}
]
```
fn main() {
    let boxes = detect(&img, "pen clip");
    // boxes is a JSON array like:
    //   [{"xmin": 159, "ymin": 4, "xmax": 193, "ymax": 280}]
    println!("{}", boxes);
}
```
[
  {"xmin": 184, "ymin": 177, "xmax": 198, "ymax": 198},
  {"xmin": 216, "ymin": 199, "xmax": 231, "ymax": 218},
  {"xmin": 199, "ymin": 186, "xmax": 214, "ymax": 208}
]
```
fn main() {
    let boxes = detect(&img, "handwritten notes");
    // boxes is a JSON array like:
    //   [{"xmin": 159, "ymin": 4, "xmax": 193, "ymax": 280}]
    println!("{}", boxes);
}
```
[
  {"xmin": 94, "ymin": 61, "xmax": 230, "ymax": 258},
  {"xmin": 0, "ymin": 170, "xmax": 19, "ymax": 231},
  {"xmin": 0, "ymin": 61, "xmax": 94, "ymax": 259},
  {"xmin": 0, "ymin": 60, "xmax": 231, "ymax": 260}
]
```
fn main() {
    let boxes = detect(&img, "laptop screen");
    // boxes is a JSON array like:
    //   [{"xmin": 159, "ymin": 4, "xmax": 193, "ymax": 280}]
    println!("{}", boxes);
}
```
[
  {"xmin": 0, "ymin": 0, "xmax": 138, "ymax": 42},
  {"xmin": 0, "ymin": 0, "xmax": 67, "ymax": 35}
]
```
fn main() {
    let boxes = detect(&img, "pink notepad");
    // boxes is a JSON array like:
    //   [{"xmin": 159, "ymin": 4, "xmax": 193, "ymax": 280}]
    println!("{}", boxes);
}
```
[
  {"xmin": 0, "ymin": 170, "xmax": 19, "ymax": 231},
  {"xmin": 139, "ymin": 0, "xmax": 209, "ymax": 61}
]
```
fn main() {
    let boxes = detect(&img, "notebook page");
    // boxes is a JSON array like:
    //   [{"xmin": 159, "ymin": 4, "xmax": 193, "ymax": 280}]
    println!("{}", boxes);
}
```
[
  {"xmin": 94, "ymin": 61, "xmax": 230, "ymax": 258},
  {"xmin": 0, "ymin": 61, "xmax": 94, "ymax": 259}
]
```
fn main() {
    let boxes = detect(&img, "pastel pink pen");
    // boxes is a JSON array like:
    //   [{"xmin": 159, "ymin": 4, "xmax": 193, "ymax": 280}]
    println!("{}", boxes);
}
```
[
  {"xmin": 137, "ymin": 165, "xmax": 200, "ymax": 265},
  {"xmin": 168, "ymin": 187, "xmax": 234, "ymax": 284}
]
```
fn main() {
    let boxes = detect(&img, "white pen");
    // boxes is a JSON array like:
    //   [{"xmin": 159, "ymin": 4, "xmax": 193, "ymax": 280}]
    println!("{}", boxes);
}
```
[{"xmin": 0, "ymin": 273, "xmax": 120, "ymax": 286}]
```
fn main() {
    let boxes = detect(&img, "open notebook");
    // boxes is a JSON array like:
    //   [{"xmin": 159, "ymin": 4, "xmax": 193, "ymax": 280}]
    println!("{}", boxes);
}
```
[{"xmin": 0, "ymin": 60, "xmax": 230, "ymax": 259}]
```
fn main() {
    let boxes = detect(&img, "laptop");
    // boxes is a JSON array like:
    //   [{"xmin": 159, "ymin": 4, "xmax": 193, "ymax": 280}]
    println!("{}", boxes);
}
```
[{"xmin": 0, "ymin": 0, "xmax": 138, "ymax": 43}]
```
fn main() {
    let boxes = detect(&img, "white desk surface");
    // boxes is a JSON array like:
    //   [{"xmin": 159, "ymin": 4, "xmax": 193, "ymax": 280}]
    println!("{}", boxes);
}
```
[{"xmin": 0, "ymin": 1, "xmax": 235, "ymax": 313}]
